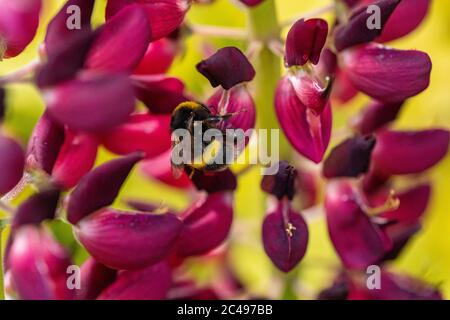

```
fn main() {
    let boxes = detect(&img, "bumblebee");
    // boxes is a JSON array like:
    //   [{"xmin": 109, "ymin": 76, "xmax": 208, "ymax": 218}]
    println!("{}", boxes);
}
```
[{"xmin": 170, "ymin": 101, "xmax": 237, "ymax": 177}]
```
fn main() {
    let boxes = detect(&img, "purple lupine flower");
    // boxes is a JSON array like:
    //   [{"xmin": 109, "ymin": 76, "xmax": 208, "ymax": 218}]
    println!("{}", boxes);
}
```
[
  {"xmin": 0, "ymin": 134, "xmax": 25, "ymax": 195},
  {"xmin": 0, "ymin": 0, "xmax": 41, "ymax": 58},
  {"xmin": 261, "ymin": 161, "xmax": 297, "ymax": 201}
]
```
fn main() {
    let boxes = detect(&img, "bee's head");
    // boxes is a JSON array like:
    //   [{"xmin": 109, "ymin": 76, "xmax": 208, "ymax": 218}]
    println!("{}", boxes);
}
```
[{"xmin": 170, "ymin": 101, "xmax": 211, "ymax": 132}]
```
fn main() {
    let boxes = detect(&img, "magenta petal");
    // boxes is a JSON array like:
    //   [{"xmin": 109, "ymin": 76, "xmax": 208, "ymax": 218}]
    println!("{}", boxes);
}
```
[
  {"xmin": 44, "ymin": 0, "xmax": 95, "ymax": 57},
  {"xmin": 207, "ymin": 86, "xmax": 256, "ymax": 132},
  {"xmin": 334, "ymin": 0, "xmax": 401, "ymax": 51},
  {"xmin": 262, "ymin": 201, "xmax": 309, "ymax": 272},
  {"xmin": 45, "ymin": 72, "xmax": 136, "ymax": 133},
  {"xmin": 140, "ymin": 151, "xmax": 192, "ymax": 188},
  {"xmin": 323, "ymin": 135, "xmax": 376, "ymax": 179},
  {"xmin": 132, "ymin": 75, "xmax": 188, "ymax": 114},
  {"xmin": 9, "ymin": 227, "xmax": 73, "ymax": 300},
  {"xmin": 325, "ymin": 181, "xmax": 392, "ymax": 269},
  {"xmin": 26, "ymin": 112, "xmax": 65, "ymax": 175},
  {"xmin": 51, "ymin": 130, "xmax": 98, "ymax": 189},
  {"xmin": 67, "ymin": 152, "xmax": 143, "ymax": 224},
  {"xmin": 133, "ymin": 37, "xmax": 178, "ymax": 75},
  {"xmin": 101, "ymin": 112, "xmax": 172, "ymax": 158},
  {"xmin": 76, "ymin": 258, "xmax": 117, "ymax": 300},
  {"xmin": 342, "ymin": 44, "xmax": 432, "ymax": 103},
  {"xmin": 331, "ymin": 70, "xmax": 359, "ymax": 104},
  {"xmin": 76, "ymin": 209, "xmax": 182, "ymax": 270},
  {"xmin": 0, "ymin": 0, "xmax": 41, "ymax": 58},
  {"xmin": 0, "ymin": 134, "xmax": 25, "ymax": 195},
  {"xmin": 106, "ymin": 0, "xmax": 189, "ymax": 41},
  {"xmin": 12, "ymin": 188, "xmax": 60, "ymax": 229},
  {"xmin": 86, "ymin": 5, "xmax": 151, "ymax": 72},
  {"xmin": 275, "ymin": 76, "xmax": 332, "ymax": 163},
  {"xmin": 285, "ymin": 18, "xmax": 328, "ymax": 67},
  {"xmin": 351, "ymin": 100, "xmax": 403, "ymax": 135},
  {"xmin": 97, "ymin": 262, "xmax": 172, "ymax": 300},
  {"xmin": 196, "ymin": 47, "xmax": 256, "ymax": 90},
  {"xmin": 177, "ymin": 192, "xmax": 233, "ymax": 257},
  {"xmin": 375, "ymin": 0, "xmax": 431, "ymax": 42},
  {"xmin": 372, "ymin": 129, "xmax": 450, "ymax": 175}
]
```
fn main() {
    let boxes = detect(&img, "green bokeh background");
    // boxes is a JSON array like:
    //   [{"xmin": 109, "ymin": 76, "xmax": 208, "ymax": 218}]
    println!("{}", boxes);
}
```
[{"xmin": 1, "ymin": 0, "xmax": 450, "ymax": 299}]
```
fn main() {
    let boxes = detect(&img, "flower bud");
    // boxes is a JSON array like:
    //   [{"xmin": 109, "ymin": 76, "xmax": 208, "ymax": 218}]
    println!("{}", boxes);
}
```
[
  {"xmin": 101, "ymin": 113, "xmax": 172, "ymax": 158},
  {"xmin": 76, "ymin": 209, "xmax": 182, "ymax": 270},
  {"xmin": 261, "ymin": 161, "xmax": 297, "ymax": 200},
  {"xmin": 275, "ymin": 76, "xmax": 332, "ymax": 163},
  {"xmin": 97, "ymin": 262, "xmax": 172, "ymax": 300},
  {"xmin": 0, "ymin": 134, "xmax": 25, "ymax": 195},
  {"xmin": 262, "ymin": 201, "xmax": 309, "ymax": 272},
  {"xmin": 334, "ymin": 0, "xmax": 401, "ymax": 51},
  {"xmin": 341, "ymin": 44, "xmax": 432, "ymax": 103},
  {"xmin": 0, "ymin": 0, "xmax": 42, "ymax": 58},
  {"xmin": 51, "ymin": 130, "xmax": 98, "ymax": 189},
  {"xmin": 197, "ymin": 47, "xmax": 256, "ymax": 90},
  {"xmin": 12, "ymin": 188, "xmax": 60, "ymax": 229},
  {"xmin": 67, "ymin": 152, "xmax": 143, "ymax": 224},
  {"xmin": 285, "ymin": 19, "xmax": 328, "ymax": 67},
  {"xmin": 26, "ymin": 112, "xmax": 65, "ymax": 175},
  {"xmin": 323, "ymin": 135, "xmax": 376, "ymax": 179},
  {"xmin": 177, "ymin": 192, "xmax": 234, "ymax": 257},
  {"xmin": 372, "ymin": 129, "xmax": 449, "ymax": 175}
]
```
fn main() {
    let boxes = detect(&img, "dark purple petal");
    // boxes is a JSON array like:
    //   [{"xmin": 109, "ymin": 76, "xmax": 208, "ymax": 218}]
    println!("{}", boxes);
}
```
[
  {"xmin": 0, "ymin": 0, "xmax": 41, "ymax": 58},
  {"xmin": 44, "ymin": 0, "xmax": 95, "ymax": 57},
  {"xmin": 275, "ymin": 76, "xmax": 332, "ymax": 163},
  {"xmin": 342, "ymin": 44, "xmax": 432, "ymax": 103},
  {"xmin": 325, "ymin": 181, "xmax": 392, "ymax": 269},
  {"xmin": 76, "ymin": 257, "xmax": 117, "ymax": 300},
  {"xmin": 97, "ymin": 262, "xmax": 172, "ymax": 300},
  {"xmin": 85, "ymin": 5, "xmax": 151, "ymax": 72},
  {"xmin": 132, "ymin": 75, "xmax": 189, "ymax": 114},
  {"xmin": 9, "ymin": 227, "xmax": 73, "ymax": 300},
  {"xmin": 12, "ymin": 188, "xmax": 60, "ymax": 229},
  {"xmin": 374, "ymin": 0, "xmax": 431, "ymax": 42},
  {"xmin": 101, "ymin": 112, "xmax": 172, "ymax": 158},
  {"xmin": 0, "ymin": 135, "xmax": 25, "ymax": 195},
  {"xmin": 207, "ymin": 86, "xmax": 256, "ymax": 132},
  {"xmin": 177, "ymin": 192, "xmax": 233, "ymax": 257},
  {"xmin": 334, "ymin": 0, "xmax": 401, "ymax": 51},
  {"xmin": 67, "ymin": 152, "xmax": 143, "ymax": 224},
  {"xmin": 262, "ymin": 201, "xmax": 308, "ymax": 272},
  {"xmin": 196, "ymin": 47, "xmax": 256, "ymax": 90},
  {"xmin": 372, "ymin": 129, "xmax": 450, "ymax": 175},
  {"xmin": 351, "ymin": 100, "xmax": 403, "ymax": 135},
  {"xmin": 76, "ymin": 209, "xmax": 182, "ymax": 270},
  {"xmin": 261, "ymin": 161, "xmax": 297, "ymax": 200},
  {"xmin": 323, "ymin": 135, "xmax": 376, "ymax": 178},
  {"xmin": 37, "ymin": 29, "xmax": 98, "ymax": 87},
  {"xmin": 44, "ymin": 72, "xmax": 136, "ymax": 133},
  {"xmin": 285, "ymin": 18, "xmax": 328, "ymax": 67},
  {"xmin": 106, "ymin": 0, "xmax": 189, "ymax": 41},
  {"xmin": 348, "ymin": 271, "xmax": 442, "ymax": 300},
  {"xmin": 186, "ymin": 168, "xmax": 237, "ymax": 194},
  {"xmin": 26, "ymin": 112, "xmax": 65, "ymax": 175}
]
